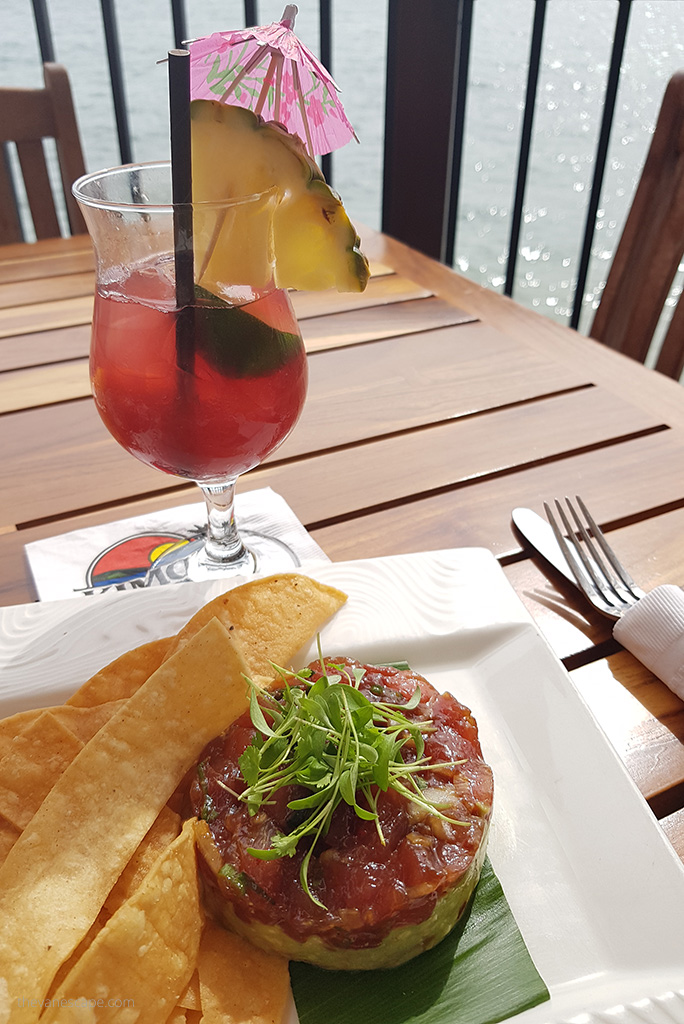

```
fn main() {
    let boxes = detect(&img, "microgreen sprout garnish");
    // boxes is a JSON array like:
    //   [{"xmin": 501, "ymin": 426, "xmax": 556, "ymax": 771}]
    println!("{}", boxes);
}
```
[{"xmin": 236, "ymin": 655, "xmax": 467, "ymax": 907}]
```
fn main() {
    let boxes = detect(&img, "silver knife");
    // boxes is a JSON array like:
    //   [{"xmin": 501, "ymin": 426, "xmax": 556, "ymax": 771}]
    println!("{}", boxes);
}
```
[{"xmin": 511, "ymin": 506, "xmax": 578, "ymax": 585}]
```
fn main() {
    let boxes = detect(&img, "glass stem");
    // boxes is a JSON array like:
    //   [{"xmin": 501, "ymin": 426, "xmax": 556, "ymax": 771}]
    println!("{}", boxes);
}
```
[{"xmin": 199, "ymin": 478, "xmax": 250, "ymax": 566}]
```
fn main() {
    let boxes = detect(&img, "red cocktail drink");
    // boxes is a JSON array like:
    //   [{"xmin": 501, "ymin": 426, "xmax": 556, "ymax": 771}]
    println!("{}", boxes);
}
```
[
  {"xmin": 91, "ymin": 260, "xmax": 307, "ymax": 483},
  {"xmin": 73, "ymin": 163, "xmax": 309, "ymax": 577}
]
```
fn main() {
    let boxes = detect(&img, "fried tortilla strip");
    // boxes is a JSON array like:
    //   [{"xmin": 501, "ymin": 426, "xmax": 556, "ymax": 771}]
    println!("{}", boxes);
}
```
[
  {"xmin": 166, "ymin": 1010, "xmax": 188, "ymax": 1023},
  {"xmin": 104, "ymin": 804, "xmax": 182, "ymax": 916},
  {"xmin": 165, "ymin": 573, "xmax": 347, "ymax": 677},
  {"xmin": 41, "ymin": 819, "xmax": 202, "ymax": 1024},
  {"xmin": 0, "ymin": 711, "xmax": 84, "ymax": 830},
  {"xmin": 47, "ymin": 806, "xmax": 183, "ymax": 1000},
  {"xmin": 45, "ymin": 913, "xmax": 109, "ymax": 1003},
  {"xmin": 0, "ymin": 710, "xmax": 45, "ymax": 760},
  {"xmin": 197, "ymin": 918, "xmax": 291, "ymax": 1024},
  {"xmin": 0, "ymin": 702, "xmax": 125, "ymax": 757},
  {"xmin": 0, "ymin": 702, "xmax": 173, "ymax": 844},
  {"xmin": 0, "ymin": 618, "xmax": 252, "ymax": 1024},
  {"xmin": 66, "ymin": 636, "xmax": 173, "ymax": 707},
  {"xmin": 49, "ymin": 700, "xmax": 127, "ymax": 743},
  {"xmin": 0, "ymin": 815, "xmax": 19, "ymax": 869},
  {"xmin": 178, "ymin": 970, "xmax": 201, "ymax": 1010}
]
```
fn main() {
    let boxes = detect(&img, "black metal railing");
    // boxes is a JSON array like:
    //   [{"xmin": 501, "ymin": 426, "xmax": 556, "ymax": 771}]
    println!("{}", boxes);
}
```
[
  {"xmin": 382, "ymin": 0, "xmax": 653, "ymax": 332},
  {"xmin": 17, "ymin": 0, "xmax": 674, "ymax": 334}
]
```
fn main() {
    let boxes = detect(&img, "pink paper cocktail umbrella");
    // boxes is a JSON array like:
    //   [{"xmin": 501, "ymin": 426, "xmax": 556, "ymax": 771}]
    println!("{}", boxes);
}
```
[{"xmin": 187, "ymin": 4, "xmax": 357, "ymax": 157}]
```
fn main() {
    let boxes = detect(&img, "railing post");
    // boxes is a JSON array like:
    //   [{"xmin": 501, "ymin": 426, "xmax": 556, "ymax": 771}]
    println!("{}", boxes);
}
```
[
  {"xmin": 382, "ymin": 0, "xmax": 463, "ymax": 262},
  {"xmin": 171, "ymin": 0, "xmax": 188, "ymax": 49},
  {"xmin": 30, "ymin": 0, "xmax": 56, "ymax": 63},
  {"xmin": 570, "ymin": 0, "xmax": 632, "ymax": 329},
  {"xmin": 444, "ymin": 0, "xmax": 473, "ymax": 267},
  {"xmin": 504, "ymin": 0, "xmax": 547, "ymax": 297},
  {"xmin": 99, "ymin": 0, "xmax": 133, "ymax": 164}
]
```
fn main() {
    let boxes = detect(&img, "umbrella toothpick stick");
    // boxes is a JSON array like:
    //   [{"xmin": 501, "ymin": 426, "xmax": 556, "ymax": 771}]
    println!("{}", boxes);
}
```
[
  {"xmin": 254, "ymin": 51, "xmax": 279, "ymax": 118},
  {"xmin": 221, "ymin": 45, "xmax": 267, "ymax": 103},
  {"xmin": 273, "ymin": 55, "xmax": 284, "ymax": 125},
  {"xmin": 291, "ymin": 61, "xmax": 315, "ymax": 158}
]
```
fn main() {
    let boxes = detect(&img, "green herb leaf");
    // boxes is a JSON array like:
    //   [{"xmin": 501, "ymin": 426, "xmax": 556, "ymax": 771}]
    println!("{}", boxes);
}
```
[
  {"xmin": 248, "ymin": 683, "xmax": 278, "ymax": 738},
  {"xmin": 217, "ymin": 863, "xmax": 246, "ymax": 894},
  {"xmin": 238, "ymin": 744, "xmax": 261, "ymax": 787},
  {"xmin": 196, "ymin": 762, "xmax": 219, "ymax": 822},
  {"xmin": 339, "ymin": 767, "xmax": 357, "ymax": 805}
]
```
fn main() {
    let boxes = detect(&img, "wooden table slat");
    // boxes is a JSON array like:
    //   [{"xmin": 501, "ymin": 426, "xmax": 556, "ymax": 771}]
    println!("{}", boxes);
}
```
[
  {"xmin": 0, "ymin": 234, "xmax": 92, "ymax": 269},
  {"xmin": 0, "ymin": 248, "xmax": 94, "ymax": 284},
  {"xmin": 0, "ymin": 272, "xmax": 429, "ymax": 340},
  {"xmin": 0, "ymin": 296, "xmax": 472, "ymax": 376},
  {"xmin": 0, "ymin": 359, "xmax": 89, "ymax": 412},
  {"xmin": 362, "ymin": 228, "xmax": 684, "ymax": 433},
  {"xmin": 0, "ymin": 295, "xmax": 94, "ymax": 338},
  {"xmin": 661, "ymin": 807, "xmax": 684, "ymax": 860},
  {"xmin": 569, "ymin": 653, "xmax": 684, "ymax": 817},
  {"xmin": 309, "ymin": 428, "xmax": 684, "ymax": 563},
  {"xmin": 0, "ymin": 324, "xmax": 90, "ymax": 373},
  {"xmin": 0, "ymin": 271, "xmax": 96, "ymax": 310},
  {"xmin": 302, "ymin": 295, "xmax": 476, "ymax": 352}
]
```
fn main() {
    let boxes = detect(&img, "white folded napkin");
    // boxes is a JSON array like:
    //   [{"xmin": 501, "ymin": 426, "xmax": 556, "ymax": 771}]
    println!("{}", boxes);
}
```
[{"xmin": 613, "ymin": 584, "xmax": 684, "ymax": 699}]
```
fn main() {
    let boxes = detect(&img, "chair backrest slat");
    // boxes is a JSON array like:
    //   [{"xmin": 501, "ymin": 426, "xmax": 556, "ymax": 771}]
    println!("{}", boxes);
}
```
[
  {"xmin": 44, "ymin": 63, "xmax": 87, "ymax": 238},
  {"xmin": 0, "ymin": 92, "xmax": 55, "ymax": 142},
  {"xmin": 0, "ymin": 148, "xmax": 23, "ymax": 244},
  {"xmin": 0, "ymin": 63, "xmax": 86, "ymax": 243},
  {"xmin": 16, "ymin": 139, "xmax": 62, "ymax": 239},
  {"xmin": 590, "ymin": 71, "xmax": 684, "ymax": 375}
]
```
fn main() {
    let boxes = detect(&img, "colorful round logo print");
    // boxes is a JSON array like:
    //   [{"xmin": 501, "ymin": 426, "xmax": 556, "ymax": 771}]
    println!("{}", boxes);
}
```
[{"xmin": 85, "ymin": 532, "xmax": 196, "ymax": 589}]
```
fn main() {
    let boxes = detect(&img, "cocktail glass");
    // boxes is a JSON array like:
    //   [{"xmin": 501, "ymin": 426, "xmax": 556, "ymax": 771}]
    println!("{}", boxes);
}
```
[{"xmin": 73, "ymin": 161, "xmax": 308, "ymax": 580}]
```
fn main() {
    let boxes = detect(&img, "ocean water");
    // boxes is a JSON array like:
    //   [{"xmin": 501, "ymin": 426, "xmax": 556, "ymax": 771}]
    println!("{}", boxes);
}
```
[{"xmin": 2, "ymin": 0, "xmax": 683, "ymax": 334}]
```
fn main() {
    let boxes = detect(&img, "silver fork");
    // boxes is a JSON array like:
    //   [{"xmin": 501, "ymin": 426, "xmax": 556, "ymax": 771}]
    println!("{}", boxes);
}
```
[{"xmin": 544, "ymin": 496, "xmax": 646, "ymax": 620}]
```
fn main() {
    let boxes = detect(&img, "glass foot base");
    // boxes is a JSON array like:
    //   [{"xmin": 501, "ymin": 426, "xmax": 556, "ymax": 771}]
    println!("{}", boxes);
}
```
[{"xmin": 156, "ymin": 530, "xmax": 302, "ymax": 584}]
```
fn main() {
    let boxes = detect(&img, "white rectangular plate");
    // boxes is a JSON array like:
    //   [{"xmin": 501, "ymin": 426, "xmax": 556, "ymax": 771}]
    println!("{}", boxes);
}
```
[{"xmin": 2, "ymin": 548, "xmax": 684, "ymax": 1024}]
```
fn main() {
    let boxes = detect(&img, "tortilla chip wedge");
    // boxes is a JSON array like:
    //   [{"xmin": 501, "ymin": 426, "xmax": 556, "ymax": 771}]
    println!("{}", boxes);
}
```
[
  {"xmin": 0, "ymin": 618, "xmax": 252, "ymax": 1024},
  {"xmin": 0, "ymin": 711, "xmax": 84, "ymax": 830},
  {"xmin": 67, "ymin": 637, "xmax": 173, "ymax": 708},
  {"xmin": 164, "ymin": 573, "xmax": 347, "ymax": 677},
  {"xmin": 40, "ymin": 819, "xmax": 202, "ymax": 1024},
  {"xmin": 197, "ymin": 918, "xmax": 291, "ymax": 1024}
]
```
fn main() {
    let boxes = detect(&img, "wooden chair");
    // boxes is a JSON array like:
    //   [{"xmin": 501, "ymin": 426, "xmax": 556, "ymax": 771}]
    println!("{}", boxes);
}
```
[
  {"xmin": 0, "ymin": 62, "xmax": 87, "ymax": 244},
  {"xmin": 590, "ymin": 70, "xmax": 684, "ymax": 378}
]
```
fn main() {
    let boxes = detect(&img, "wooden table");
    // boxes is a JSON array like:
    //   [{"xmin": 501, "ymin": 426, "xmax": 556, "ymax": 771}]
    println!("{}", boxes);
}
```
[{"xmin": 2, "ymin": 228, "xmax": 684, "ymax": 861}]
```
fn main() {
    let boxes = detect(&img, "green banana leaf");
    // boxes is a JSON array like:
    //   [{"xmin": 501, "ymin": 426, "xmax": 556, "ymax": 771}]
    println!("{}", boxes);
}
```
[{"xmin": 290, "ymin": 857, "xmax": 549, "ymax": 1024}]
